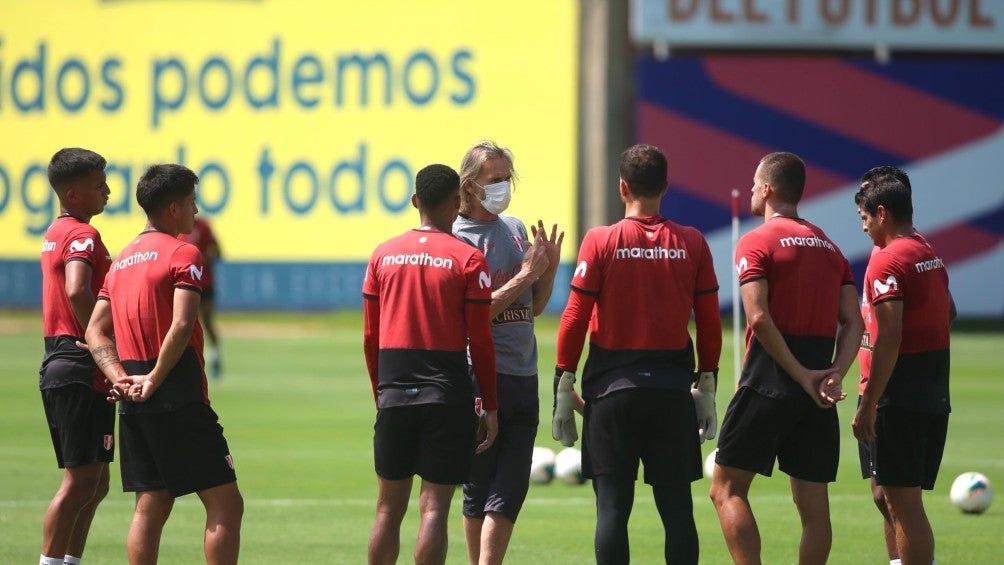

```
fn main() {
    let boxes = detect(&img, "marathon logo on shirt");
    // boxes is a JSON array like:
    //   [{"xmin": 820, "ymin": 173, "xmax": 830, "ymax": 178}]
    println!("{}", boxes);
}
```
[
  {"xmin": 41, "ymin": 240, "xmax": 56, "ymax": 252},
  {"xmin": 112, "ymin": 251, "xmax": 160, "ymax": 272},
  {"xmin": 381, "ymin": 252, "xmax": 454, "ymax": 269},
  {"xmin": 915, "ymin": 257, "xmax": 945, "ymax": 273},
  {"xmin": 614, "ymin": 246, "xmax": 687, "ymax": 260},
  {"xmin": 777, "ymin": 235, "xmax": 836, "ymax": 252}
]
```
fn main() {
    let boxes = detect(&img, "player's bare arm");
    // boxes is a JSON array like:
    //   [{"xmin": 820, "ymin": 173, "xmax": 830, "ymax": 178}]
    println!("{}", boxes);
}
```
[
  {"xmin": 131, "ymin": 287, "xmax": 201, "ymax": 402},
  {"xmin": 821, "ymin": 284, "xmax": 866, "ymax": 404},
  {"xmin": 64, "ymin": 260, "xmax": 97, "ymax": 329},
  {"xmin": 741, "ymin": 280, "xmax": 832, "ymax": 408},
  {"xmin": 84, "ymin": 298, "xmax": 131, "ymax": 403},
  {"xmin": 852, "ymin": 299, "xmax": 904, "ymax": 443}
]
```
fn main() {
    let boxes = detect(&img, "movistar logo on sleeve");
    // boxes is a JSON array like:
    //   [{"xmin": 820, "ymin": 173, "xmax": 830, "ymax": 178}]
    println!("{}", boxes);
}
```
[
  {"xmin": 478, "ymin": 271, "xmax": 491, "ymax": 289},
  {"xmin": 69, "ymin": 238, "xmax": 95, "ymax": 253},
  {"xmin": 189, "ymin": 264, "xmax": 204, "ymax": 281},
  {"xmin": 736, "ymin": 256, "xmax": 749, "ymax": 274},
  {"xmin": 873, "ymin": 275, "xmax": 898, "ymax": 296},
  {"xmin": 574, "ymin": 260, "xmax": 587, "ymax": 279}
]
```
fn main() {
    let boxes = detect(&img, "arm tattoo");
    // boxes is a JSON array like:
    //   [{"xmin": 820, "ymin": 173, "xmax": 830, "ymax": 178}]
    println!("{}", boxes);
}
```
[{"xmin": 92, "ymin": 344, "xmax": 121, "ymax": 370}]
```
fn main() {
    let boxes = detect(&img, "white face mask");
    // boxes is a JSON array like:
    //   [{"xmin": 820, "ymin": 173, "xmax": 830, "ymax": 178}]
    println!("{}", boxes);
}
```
[{"xmin": 476, "ymin": 180, "xmax": 511, "ymax": 215}]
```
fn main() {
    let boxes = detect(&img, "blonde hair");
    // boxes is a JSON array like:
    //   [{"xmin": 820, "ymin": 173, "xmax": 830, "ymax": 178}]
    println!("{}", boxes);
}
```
[{"xmin": 458, "ymin": 140, "xmax": 518, "ymax": 215}]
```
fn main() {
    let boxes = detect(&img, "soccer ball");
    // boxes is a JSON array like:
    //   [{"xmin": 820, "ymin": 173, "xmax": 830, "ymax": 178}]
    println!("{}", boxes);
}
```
[
  {"xmin": 529, "ymin": 447, "xmax": 556, "ymax": 484},
  {"xmin": 554, "ymin": 447, "xmax": 586, "ymax": 485},
  {"xmin": 704, "ymin": 449, "xmax": 718, "ymax": 480},
  {"xmin": 949, "ymin": 472, "xmax": 993, "ymax": 514}
]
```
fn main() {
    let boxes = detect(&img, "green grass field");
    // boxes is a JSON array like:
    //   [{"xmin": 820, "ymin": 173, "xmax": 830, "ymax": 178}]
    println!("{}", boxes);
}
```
[{"xmin": 1, "ymin": 310, "xmax": 1001, "ymax": 564}]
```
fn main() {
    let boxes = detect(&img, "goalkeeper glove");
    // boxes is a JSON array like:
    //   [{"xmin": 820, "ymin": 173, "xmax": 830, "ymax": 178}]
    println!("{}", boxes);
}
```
[
  {"xmin": 691, "ymin": 370, "xmax": 718, "ymax": 443},
  {"xmin": 552, "ymin": 370, "xmax": 579, "ymax": 447}
]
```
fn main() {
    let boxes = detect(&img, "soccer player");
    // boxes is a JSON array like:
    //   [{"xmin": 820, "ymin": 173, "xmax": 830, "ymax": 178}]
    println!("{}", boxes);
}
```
[
  {"xmin": 38, "ymin": 148, "xmax": 114, "ymax": 565},
  {"xmin": 363, "ymin": 163, "xmax": 500, "ymax": 565},
  {"xmin": 552, "ymin": 144, "xmax": 722, "ymax": 564},
  {"xmin": 84, "ymin": 164, "xmax": 244, "ymax": 564},
  {"xmin": 452, "ymin": 141, "xmax": 563, "ymax": 565},
  {"xmin": 855, "ymin": 165, "xmax": 914, "ymax": 564},
  {"xmin": 710, "ymin": 151, "xmax": 864, "ymax": 565},
  {"xmin": 179, "ymin": 217, "xmax": 223, "ymax": 378},
  {"xmin": 853, "ymin": 169, "xmax": 954, "ymax": 565}
]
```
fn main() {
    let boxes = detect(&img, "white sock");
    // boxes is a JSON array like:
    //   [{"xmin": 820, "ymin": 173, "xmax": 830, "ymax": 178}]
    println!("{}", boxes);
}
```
[
  {"xmin": 40, "ymin": 556, "xmax": 62, "ymax": 565},
  {"xmin": 890, "ymin": 560, "xmax": 901, "ymax": 565},
  {"xmin": 64, "ymin": 556, "xmax": 81, "ymax": 565}
]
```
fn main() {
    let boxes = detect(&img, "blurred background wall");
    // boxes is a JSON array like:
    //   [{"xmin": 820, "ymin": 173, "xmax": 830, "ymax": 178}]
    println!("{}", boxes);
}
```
[{"xmin": 1, "ymin": 0, "xmax": 1001, "ymax": 317}]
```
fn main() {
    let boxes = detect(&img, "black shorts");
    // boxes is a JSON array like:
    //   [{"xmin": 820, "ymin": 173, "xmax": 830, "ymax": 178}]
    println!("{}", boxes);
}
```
[
  {"xmin": 41, "ymin": 384, "xmax": 115, "ymax": 468},
  {"xmin": 582, "ymin": 388, "xmax": 702, "ymax": 485},
  {"xmin": 716, "ymin": 386, "xmax": 839, "ymax": 483},
  {"xmin": 374, "ymin": 403, "xmax": 477, "ymax": 485},
  {"xmin": 872, "ymin": 405, "xmax": 949, "ymax": 490},
  {"xmin": 463, "ymin": 373, "xmax": 539, "ymax": 522},
  {"xmin": 119, "ymin": 403, "xmax": 237, "ymax": 498}
]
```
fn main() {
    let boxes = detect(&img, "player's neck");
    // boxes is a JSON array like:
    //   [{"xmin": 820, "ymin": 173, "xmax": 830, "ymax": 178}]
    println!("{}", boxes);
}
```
[
  {"xmin": 764, "ymin": 202, "xmax": 798, "ymax": 220},
  {"xmin": 464, "ymin": 205, "xmax": 498, "ymax": 222},
  {"xmin": 623, "ymin": 199, "xmax": 660, "ymax": 219},
  {"xmin": 144, "ymin": 218, "xmax": 180, "ymax": 238},
  {"xmin": 57, "ymin": 208, "xmax": 91, "ymax": 224},
  {"xmin": 418, "ymin": 214, "xmax": 453, "ymax": 233},
  {"xmin": 878, "ymin": 224, "xmax": 915, "ymax": 246}
]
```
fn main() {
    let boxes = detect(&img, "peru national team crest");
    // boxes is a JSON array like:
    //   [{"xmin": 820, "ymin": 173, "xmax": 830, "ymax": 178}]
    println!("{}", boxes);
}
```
[{"xmin": 103, "ymin": 434, "xmax": 114, "ymax": 451}]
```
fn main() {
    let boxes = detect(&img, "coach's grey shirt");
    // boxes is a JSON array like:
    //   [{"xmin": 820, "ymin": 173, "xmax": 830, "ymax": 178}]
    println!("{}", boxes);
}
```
[{"xmin": 453, "ymin": 214, "xmax": 538, "ymax": 377}]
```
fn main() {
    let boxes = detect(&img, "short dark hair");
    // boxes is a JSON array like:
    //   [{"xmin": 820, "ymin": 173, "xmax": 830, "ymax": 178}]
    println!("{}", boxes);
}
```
[
  {"xmin": 415, "ymin": 164, "xmax": 460, "ymax": 208},
  {"xmin": 759, "ymin": 152, "xmax": 805, "ymax": 204},
  {"xmin": 619, "ymin": 144, "xmax": 667, "ymax": 198},
  {"xmin": 860, "ymin": 165, "xmax": 911, "ymax": 194},
  {"xmin": 854, "ymin": 174, "xmax": 913, "ymax": 224},
  {"xmin": 47, "ymin": 148, "xmax": 106, "ymax": 190},
  {"xmin": 136, "ymin": 164, "xmax": 199, "ymax": 215}
]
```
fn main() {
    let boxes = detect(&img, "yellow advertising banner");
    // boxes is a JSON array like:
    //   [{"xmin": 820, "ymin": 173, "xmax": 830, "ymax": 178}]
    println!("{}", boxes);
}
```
[{"xmin": 0, "ymin": 0, "xmax": 578, "ymax": 260}]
